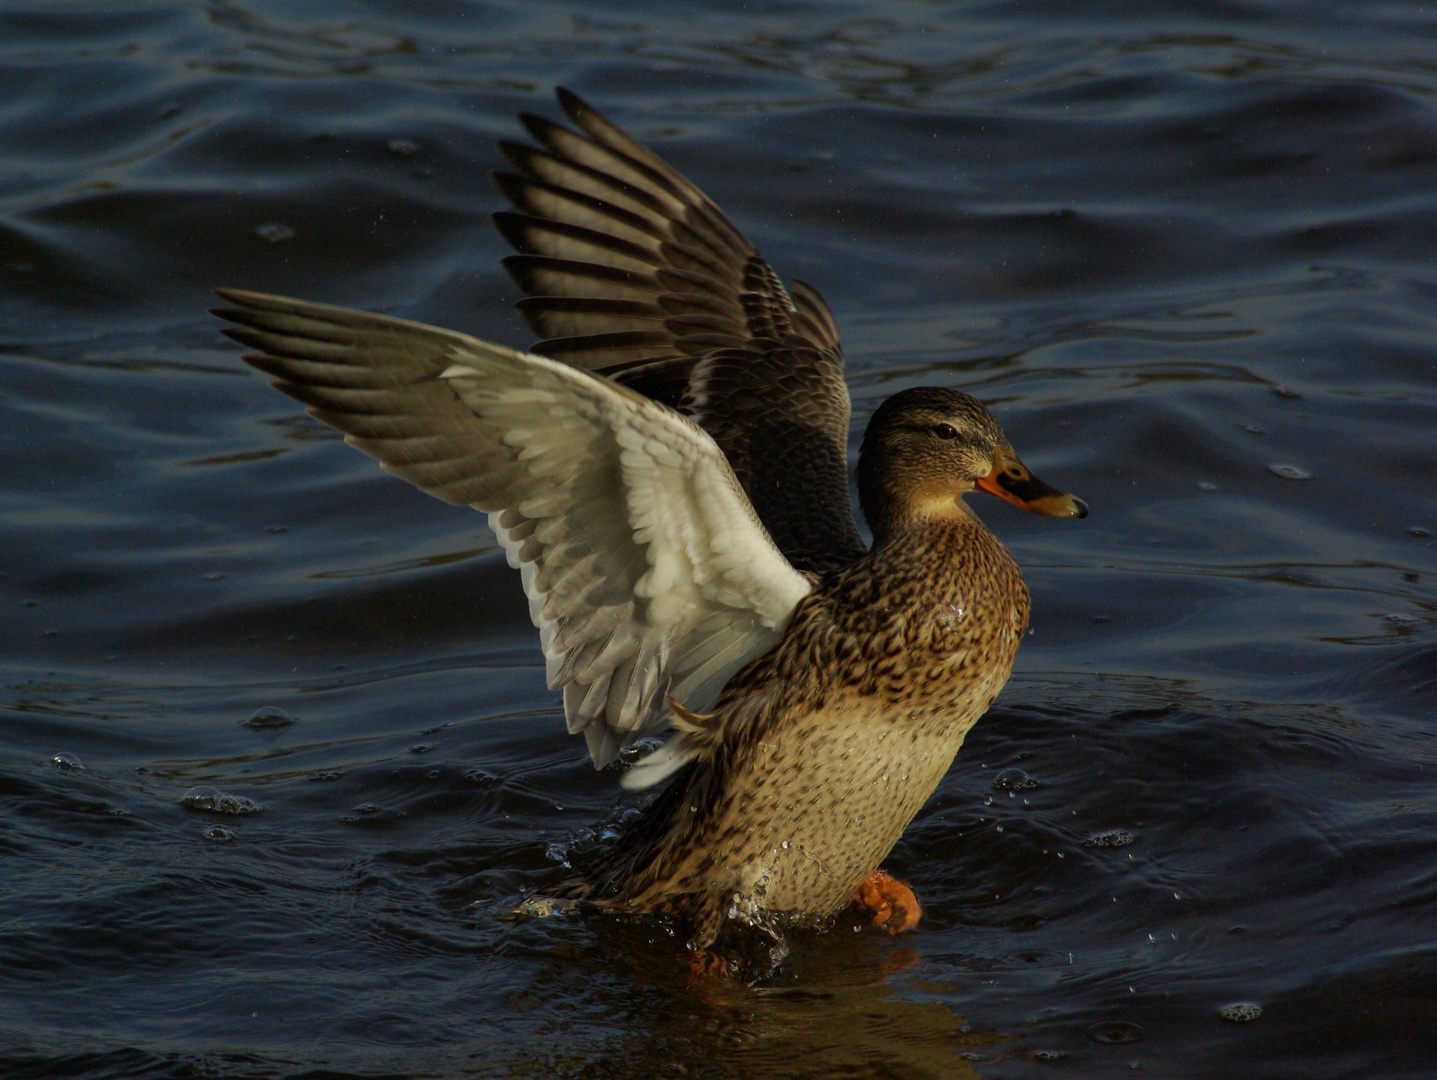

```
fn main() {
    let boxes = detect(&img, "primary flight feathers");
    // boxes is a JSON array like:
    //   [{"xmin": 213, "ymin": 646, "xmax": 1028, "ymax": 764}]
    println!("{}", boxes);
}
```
[{"xmin": 214, "ymin": 289, "xmax": 811, "ymax": 776}]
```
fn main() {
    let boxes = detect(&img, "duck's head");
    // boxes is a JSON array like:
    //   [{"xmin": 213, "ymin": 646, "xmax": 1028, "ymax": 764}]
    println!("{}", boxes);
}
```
[{"xmin": 857, "ymin": 387, "xmax": 1087, "ymax": 540}]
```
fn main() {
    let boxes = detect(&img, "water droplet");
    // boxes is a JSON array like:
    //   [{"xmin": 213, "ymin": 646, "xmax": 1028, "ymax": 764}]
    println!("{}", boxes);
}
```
[
  {"xmin": 1383, "ymin": 613, "xmax": 1424, "ymax": 630},
  {"xmin": 243, "ymin": 706, "xmax": 295, "ymax": 729},
  {"xmin": 994, "ymin": 768, "xmax": 1038, "ymax": 791},
  {"xmin": 463, "ymin": 767, "xmax": 499, "ymax": 787},
  {"xmin": 1267, "ymin": 463, "xmax": 1311, "ymax": 481},
  {"xmin": 50, "ymin": 752, "xmax": 83, "ymax": 770},
  {"xmin": 1219, "ymin": 1002, "xmax": 1262, "ymax": 1023},
  {"xmin": 181, "ymin": 786, "xmax": 262, "ymax": 815},
  {"xmin": 253, "ymin": 222, "xmax": 295, "ymax": 243},
  {"xmin": 1084, "ymin": 829, "xmax": 1137, "ymax": 848}
]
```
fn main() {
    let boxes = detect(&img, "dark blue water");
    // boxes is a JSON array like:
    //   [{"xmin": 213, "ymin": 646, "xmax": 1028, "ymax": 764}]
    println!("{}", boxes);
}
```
[{"xmin": 2, "ymin": 2, "xmax": 1435, "ymax": 1077}]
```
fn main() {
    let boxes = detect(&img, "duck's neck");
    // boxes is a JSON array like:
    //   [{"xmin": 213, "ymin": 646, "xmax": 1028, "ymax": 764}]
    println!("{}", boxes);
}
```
[{"xmin": 865, "ymin": 486, "xmax": 981, "ymax": 550}]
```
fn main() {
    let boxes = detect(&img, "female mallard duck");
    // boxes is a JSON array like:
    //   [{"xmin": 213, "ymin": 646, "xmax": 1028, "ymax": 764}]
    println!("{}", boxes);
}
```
[{"xmin": 213, "ymin": 90, "xmax": 1085, "ymax": 953}]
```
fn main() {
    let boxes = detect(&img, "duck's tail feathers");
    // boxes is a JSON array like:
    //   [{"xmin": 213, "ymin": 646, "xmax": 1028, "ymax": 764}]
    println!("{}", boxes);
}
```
[{"xmin": 619, "ymin": 699, "xmax": 718, "ymax": 791}]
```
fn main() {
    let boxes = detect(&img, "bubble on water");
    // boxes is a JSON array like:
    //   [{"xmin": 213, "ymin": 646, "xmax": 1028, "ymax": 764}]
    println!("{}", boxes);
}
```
[
  {"xmin": 1267, "ymin": 463, "xmax": 1311, "ymax": 481},
  {"xmin": 181, "ymin": 786, "xmax": 263, "ymax": 815},
  {"xmin": 51, "ymin": 752, "xmax": 83, "ymax": 770},
  {"xmin": 463, "ymin": 767, "xmax": 499, "ymax": 787},
  {"xmin": 1084, "ymin": 829, "xmax": 1137, "ymax": 848},
  {"xmin": 993, "ymin": 768, "xmax": 1038, "ymax": 792},
  {"xmin": 203, "ymin": 825, "xmax": 236, "ymax": 843},
  {"xmin": 243, "ymin": 706, "xmax": 295, "ymax": 729},
  {"xmin": 408, "ymin": 743, "xmax": 433, "ymax": 754},
  {"xmin": 1197, "ymin": 481, "xmax": 1219, "ymax": 491},
  {"xmin": 1271, "ymin": 385, "xmax": 1301, "ymax": 399},
  {"xmin": 1410, "ymin": 527, "xmax": 1431, "ymax": 538},
  {"xmin": 1219, "ymin": 1001, "xmax": 1263, "ymax": 1023},
  {"xmin": 387, "ymin": 138, "xmax": 419, "ymax": 157},
  {"xmin": 307, "ymin": 770, "xmax": 342, "ymax": 782},
  {"xmin": 544, "ymin": 842, "xmax": 571, "ymax": 867},
  {"xmin": 253, "ymin": 222, "xmax": 295, "ymax": 243}
]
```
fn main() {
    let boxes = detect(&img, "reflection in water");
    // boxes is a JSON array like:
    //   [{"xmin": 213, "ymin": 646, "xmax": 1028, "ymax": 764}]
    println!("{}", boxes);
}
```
[{"xmin": 504, "ymin": 923, "xmax": 992, "ymax": 1080}]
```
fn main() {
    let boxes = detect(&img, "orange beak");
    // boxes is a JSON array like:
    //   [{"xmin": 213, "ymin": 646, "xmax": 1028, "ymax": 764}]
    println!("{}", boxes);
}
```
[{"xmin": 975, "ymin": 443, "xmax": 1088, "ymax": 518}]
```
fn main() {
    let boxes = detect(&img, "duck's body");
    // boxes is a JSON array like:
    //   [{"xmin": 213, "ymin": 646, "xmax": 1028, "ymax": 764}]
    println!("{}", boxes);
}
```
[
  {"xmin": 212, "ymin": 90, "xmax": 1085, "ymax": 954},
  {"xmin": 569, "ymin": 504, "xmax": 1029, "ymax": 945}
]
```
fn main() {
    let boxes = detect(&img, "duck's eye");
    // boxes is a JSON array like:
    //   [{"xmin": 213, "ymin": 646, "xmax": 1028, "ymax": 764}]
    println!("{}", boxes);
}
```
[{"xmin": 933, "ymin": 423, "xmax": 958, "ymax": 440}]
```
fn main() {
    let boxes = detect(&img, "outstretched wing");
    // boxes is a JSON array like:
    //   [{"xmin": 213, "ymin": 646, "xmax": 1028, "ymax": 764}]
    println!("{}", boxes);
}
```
[
  {"xmin": 493, "ymin": 88, "xmax": 867, "ymax": 572},
  {"xmin": 213, "ymin": 289, "xmax": 812, "ymax": 776}
]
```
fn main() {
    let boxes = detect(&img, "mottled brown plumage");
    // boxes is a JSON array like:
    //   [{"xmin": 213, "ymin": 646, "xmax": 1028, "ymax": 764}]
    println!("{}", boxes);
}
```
[
  {"xmin": 210, "ymin": 91, "xmax": 1086, "ymax": 958},
  {"xmin": 553, "ymin": 387, "xmax": 1059, "ymax": 947}
]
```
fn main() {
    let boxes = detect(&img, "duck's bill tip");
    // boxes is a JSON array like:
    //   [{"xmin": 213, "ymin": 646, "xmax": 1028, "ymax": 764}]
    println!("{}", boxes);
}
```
[
  {"xmin": 976, "ymin": 448, "xmax": 1088, "ymax": 518},
  {"xmin": 1021, "ymin": 491, "xmax": 1088, "ymax": 518}
]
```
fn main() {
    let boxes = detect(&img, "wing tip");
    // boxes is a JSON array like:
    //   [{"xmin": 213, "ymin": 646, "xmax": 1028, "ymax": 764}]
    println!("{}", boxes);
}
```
[{"xmin": 618, "ymin": 735, "xmax": 696, "ymax": 791}]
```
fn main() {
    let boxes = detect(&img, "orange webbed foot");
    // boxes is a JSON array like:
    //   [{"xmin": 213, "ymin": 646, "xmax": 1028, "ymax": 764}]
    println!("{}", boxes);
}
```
[
  {"xmin": 687, "ymin": 948, "xmax": 735, "ymax": 979},
  {"xmin": 854, "ymin": 868, "xmax": 922, "ymax": 934}
]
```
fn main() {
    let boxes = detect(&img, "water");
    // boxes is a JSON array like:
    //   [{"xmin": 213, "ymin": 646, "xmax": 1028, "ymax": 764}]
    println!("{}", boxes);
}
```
[{"xmin": 2, "ymin": 2, "xmax": 1435, "ymax": 1076}]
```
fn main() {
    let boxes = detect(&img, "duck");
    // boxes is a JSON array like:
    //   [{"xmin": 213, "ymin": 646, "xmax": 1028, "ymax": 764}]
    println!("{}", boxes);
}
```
[{"xmin": 212, "ymin": 89, "xmax": 1086, "ymax": 955}]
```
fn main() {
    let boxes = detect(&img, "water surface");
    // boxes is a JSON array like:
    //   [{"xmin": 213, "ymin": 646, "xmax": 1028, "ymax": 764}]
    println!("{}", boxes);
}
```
[{"xmin": 2, "ymin": 2, "xmax": 1435, "ymax": 1077}]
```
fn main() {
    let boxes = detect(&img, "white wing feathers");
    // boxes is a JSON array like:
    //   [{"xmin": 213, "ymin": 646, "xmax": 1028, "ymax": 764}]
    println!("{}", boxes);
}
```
[{"xmin": 213, "ymin": 289, "xmax": 811, "ymax": 783}]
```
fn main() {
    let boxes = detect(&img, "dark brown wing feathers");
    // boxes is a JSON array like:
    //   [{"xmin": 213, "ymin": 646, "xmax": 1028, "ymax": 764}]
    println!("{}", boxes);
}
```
[{"xmin": 494, "ymin": 89, "xmax": 867, "ymax": 572}]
